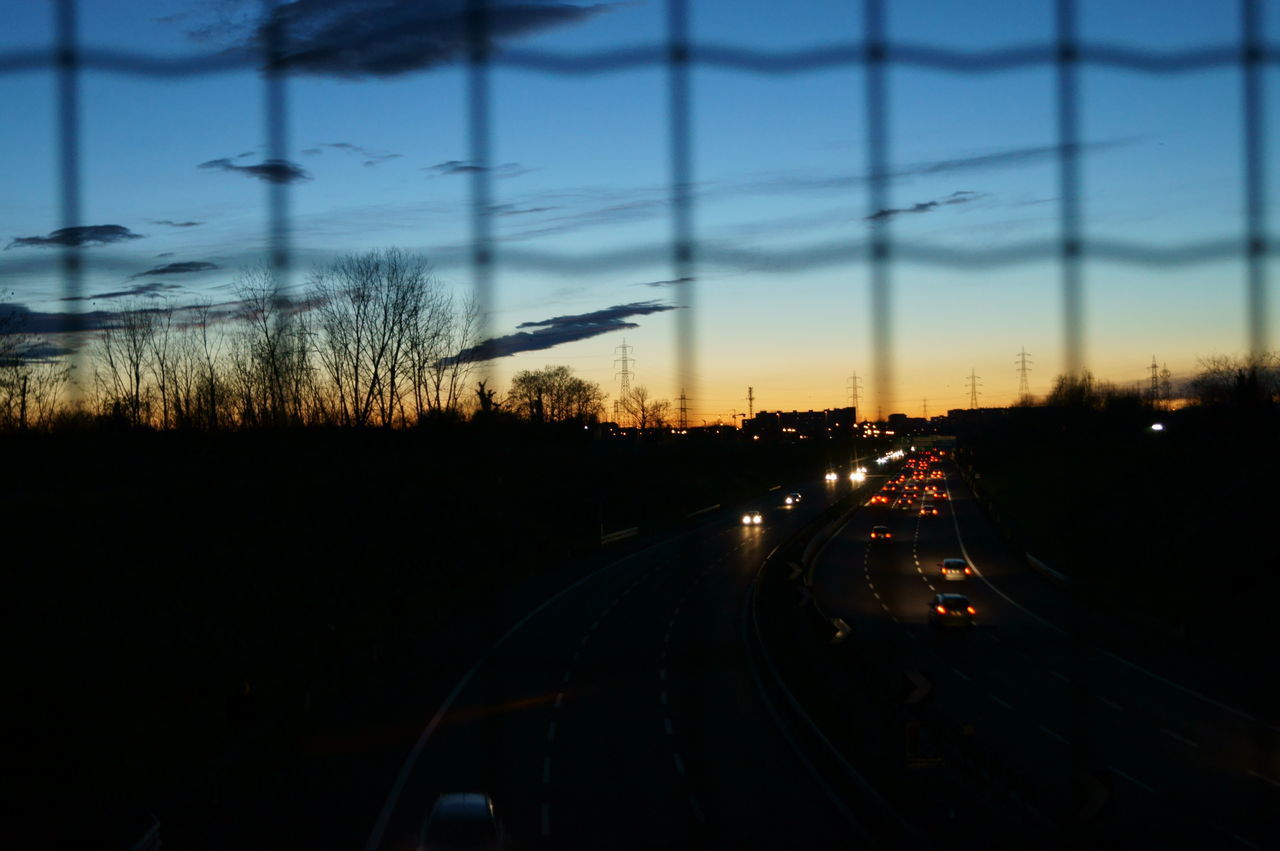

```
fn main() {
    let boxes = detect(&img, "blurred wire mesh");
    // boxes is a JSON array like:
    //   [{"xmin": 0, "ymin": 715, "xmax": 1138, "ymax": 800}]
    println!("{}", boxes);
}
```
[{"xmin": 7, "ymin": 0, "xmax": 1275, "ymax": 414}]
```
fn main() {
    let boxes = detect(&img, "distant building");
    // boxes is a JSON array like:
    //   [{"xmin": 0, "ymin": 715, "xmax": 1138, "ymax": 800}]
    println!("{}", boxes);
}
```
[{"xmin": 744, "ymin": 406, "xmax": 856, "ymax": 439}]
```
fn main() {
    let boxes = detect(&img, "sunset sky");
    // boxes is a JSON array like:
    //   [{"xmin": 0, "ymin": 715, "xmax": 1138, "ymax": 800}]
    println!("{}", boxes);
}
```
[{"xmin": 1, "ymin": 0, "xmax": 1276, "ymax": 422}]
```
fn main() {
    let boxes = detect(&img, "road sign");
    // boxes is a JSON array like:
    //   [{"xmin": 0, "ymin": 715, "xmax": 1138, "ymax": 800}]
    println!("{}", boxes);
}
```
[
  {"xmin": 903, "ymin": 668, "xmax": 933, "ymax": 705},
  {"xmin": 905, "ymin": 721, "xmax": 944, "ymax": 765}
]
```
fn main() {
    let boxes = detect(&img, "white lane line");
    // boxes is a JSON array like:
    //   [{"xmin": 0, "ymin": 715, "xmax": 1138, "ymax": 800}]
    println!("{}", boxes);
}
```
[
  {"xmin": 562, "ymin": 670, "xmax": 571, "ymax": 684},
  {"xmin": 989, "ymin": 694, "xmax": 1012, "ymax": 710},
  {"xmin": 874, "ymin": 592, "xmax": 881, "ymax": 599},
  {"xmin": 547, "ymin": 721, "xmax": 556, "ymax": 742},
  {"xmin": 665, "ymin": 718, "xmax": 674, "ymax": 736},
  {"xmin": 945, "ymin": 476, "xmax": 1280, "ymax": 735},
  {"xmin": 952, "ymin": 668, "xmax": 971, "ymax": 682},
  {"xmin": 1109, "ymin": 766, "xmax": 1155, "ymax": 794},
  {"xmin": 1038, "ymin": 724, "xmax": 1067, "ymax": 744},
  {"xmin": 1247, "ymin": 769, "xmax": 1280, "ymax": 790},
  {"xmin": 1051, "ymin": 670, "xmax": 1069, "ymax": 682},
  {"xmin": 673, "ymin": 753, "xmax": 686, "ymax": 774},
  {"xmin": 542, "ymin": 758, "xmax": 552, "ymax": 783},
  {"xmin": 659, "ymin": 668, "xmax": 666, "ymax": 682},
  {"xmin": 660, "ymin": 690, "xmax": 668, "ymax": 705},
  {"xmin": 689, "ymin": 794, "xmax": 706, "ymax": 824},
  {"xmin": 1230, "ymin": 833, "xmax": 1262, "ymax": 850},
  {"xmin": 1160, "ymin": 728, "xmax": 1200, "ymax": 749},
  {"xmin": 554, "ymin": 692, "xmax": 564, "ymax": 709},
  {"xmin": 1096, "ymin": 695, "xmax": 1123, "ymax": 712},
  {"xmin": 541, "ymin": 803, "xmax": 550, "ymax": 837}
]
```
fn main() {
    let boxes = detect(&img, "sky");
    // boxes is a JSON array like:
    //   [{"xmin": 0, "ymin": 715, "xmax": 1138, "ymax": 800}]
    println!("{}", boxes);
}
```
[{"xmin": 0, "ymin": 0, "xmax": 1276, "ymax": 421}]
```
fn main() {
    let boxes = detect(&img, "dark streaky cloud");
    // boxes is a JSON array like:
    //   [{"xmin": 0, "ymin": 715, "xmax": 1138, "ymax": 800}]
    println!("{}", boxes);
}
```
[
  {"xmin": 199, "ymin": 157, "xmax": 311, "ymax": 184},
  {"xmin": 241, "ymin": 0, "xmax": 616, "ymax": 78},
  {"xmin": 61, "ymin": 282, "xmax": 182, "ymax": 302},
  {"xmin": 6, "ymin": 225, "xmax": 143, "ymax": 250},
  {"xmin": 451, "ymin": 301, "xmax": 676, "ymax": 363},
  {"xmin": 866, "ymin": 190, "xmax": 982, "ymax": 221},
  {"xmin": 425, "ymin": 160, "xmax": 530, "ymax": 179},
  {"xmin": 150, "ymin": 219, "xmax": 204, "ymax": 228},
  {"xmin": 130, "ymin": 261, "xmax": 221, "ymax": 279}
]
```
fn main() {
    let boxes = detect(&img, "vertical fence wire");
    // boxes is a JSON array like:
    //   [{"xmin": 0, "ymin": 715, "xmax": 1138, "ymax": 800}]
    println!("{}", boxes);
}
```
[
  {"xmin": 1055, "ymin": 0, "xmax": 1084, "ymax": 378},
  {"xmin": 1241, "ymin": 0, "xmax": 1269, "ymax": 357},
  {"xmin": 668, "ymin": 0, "xmax": 695, "ymax": 408},
  {"xmin": 262, "ymin": 0, "xmax": 291, "ymax": 279},
  {"xmin": 468, "ymin": 0, "xmax": 496, "ymax": 367},
  {"xmin": 864, "ymin": 0, "xmax": 891, "ymax": 419},
  {"xmin": 55, "ymin": 0, "xmax": 83, "ymax": 394}
]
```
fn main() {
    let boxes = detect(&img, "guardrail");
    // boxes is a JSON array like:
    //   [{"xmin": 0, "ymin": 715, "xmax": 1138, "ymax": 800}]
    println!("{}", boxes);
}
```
[{"xmin": 599, "ymin": 526, "xmax": 639, "ymax": 546}]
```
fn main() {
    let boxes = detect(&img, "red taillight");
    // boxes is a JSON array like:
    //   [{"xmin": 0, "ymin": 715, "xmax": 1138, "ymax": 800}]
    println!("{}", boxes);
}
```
[
  {"xmin": 935, "ymin": 605, "xmax": 947, "ymax": 614},
  {"xmin": 967, "ymin": 606, "xmax": 976, "ymax": 615},
  {"xmin": 964, "ymin": 567, "xmax": 972, "ymax": 575}
]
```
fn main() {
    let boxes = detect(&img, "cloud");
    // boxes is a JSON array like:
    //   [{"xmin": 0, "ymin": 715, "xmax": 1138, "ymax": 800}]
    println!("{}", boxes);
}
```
[
  {"xmin": 214, "ymin": 0, "xmax": 619, "ymax": 78},
  {"xmin": 425, "ymin": 160, "xmax": 531, "ymax": 179},
  {"xmin": 61, "ymin": 282, "xmax": 183, "ymax": 302},
  {"xmin": 635, "ymin": 276, "xmax": 695, "ymax": 288},
  {"xmin": 491, "ymin": 204, "xmax": 556, "ymax": 217},
  {"xmin": 0, "ymin": 301, "xmax": 116, "ymax": 335},
  {"xmin": 450, "ymin": 300, "xmax": 676, "ymax": 363},
  {"xmin": 129, "ymin": 261, "xmax": 221, "ymax": 279},
  {"xmin": 5, "ymin": 225, "xmax": 144, "ymax": 250},
  {"xmin": 150, "ymin": 219, "xmax": 204, "ymax": 228},
  {"xmin": 0, "ymin": 338, "xmax": 75, "ymax": 365},
  {"xmin": 302, "ymin": 147, "xmax": 323, "ymax": 156},
  {"xmin": 199, "ymin": 157, "xmax": 311, "ymax": 184},
  {"xmin": 866, "ymin": 190, "xmax": 983, "ymax": 222},
  {"xmin": 237, "ymin": 150, "xmax": 256, "ymax": 159},
  {"xmin": 313, "ymin": 141, "xmax": 403, "ymax": 167}
]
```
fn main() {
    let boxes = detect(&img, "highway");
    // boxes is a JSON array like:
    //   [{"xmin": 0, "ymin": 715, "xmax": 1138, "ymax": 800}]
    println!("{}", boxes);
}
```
[
  {"xmin": 811, "ymin": 456, "xmax": 1280, "ymax": 848},
  {"xmin": 365, "ymin": 473, "xmax": 872, "ymax": 850}
]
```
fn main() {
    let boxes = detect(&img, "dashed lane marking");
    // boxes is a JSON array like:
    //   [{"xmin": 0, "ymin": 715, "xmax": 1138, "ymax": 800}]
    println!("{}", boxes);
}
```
[
  {"xmin": 1096, "ymin": 695, "xmax": 1123, "ymax": 711},
  {"xmin": 952, "ymin": 668, "xmax": 970, "ymax": 682},
  {"xmin": 1109, "ymin": 766, "xmax": 1155, "ymax": 794},
  {"xmin": 1038, "ymin": 724, "xmax": 1067, "ymax": 744},
  {"xmin": 1160, "ymin": 728, "xmax": 1200, "ymax": 749},
  {"xmin": 547, "ymin": 722, "xmax": 556, "ymax": 742},
  {"xmin": 1247, "ymin": 770, "xmax": 1280, "ymax": 790},
  {"xmin": 665, "ymin": 718, "xmax": 674, "ymax": 736},
  {"xmin": 542, "ymin": 758, "xmax": 552, "ymax": 783},
  {"xmin": 673, "ymin": 753, "xmax": 686, "ymax": 774},
  {"xmin": 554, "ymin": 692, "xmax": 564, "ymax": 709},
  {"xmin": 541, "ymin": 803, "xmax": 550, "ymax": 837},
  {"xmin": 989, "ymin": 694, "xmax": 1012, "ymax": 710}
]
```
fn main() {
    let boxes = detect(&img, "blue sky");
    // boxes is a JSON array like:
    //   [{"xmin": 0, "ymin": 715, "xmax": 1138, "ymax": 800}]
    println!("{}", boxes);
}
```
[{"xmin": 0, "ymin": 0, "xmax": 1276, "ymax": 419}]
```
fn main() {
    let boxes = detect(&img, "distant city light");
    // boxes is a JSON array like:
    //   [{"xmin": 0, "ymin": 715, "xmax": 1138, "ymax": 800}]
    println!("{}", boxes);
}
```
[{"xmin": 1150, "ymin": 423, "xmax": 1165, "ymax": 432}]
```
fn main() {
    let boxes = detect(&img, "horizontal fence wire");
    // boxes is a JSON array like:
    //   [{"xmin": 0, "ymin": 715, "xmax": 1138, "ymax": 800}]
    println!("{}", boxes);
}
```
[{"xmin": 5, "ymin": 0, "xmax": 1275, "ymax": 415}]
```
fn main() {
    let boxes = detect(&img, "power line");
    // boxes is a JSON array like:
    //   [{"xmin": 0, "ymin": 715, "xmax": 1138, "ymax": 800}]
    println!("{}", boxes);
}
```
[
  {"xmin": 613, "ymin": 337, "xmax": 633, "ymax": 425},
  {"xmin": 846, "ymin": 372, "xmax": 863, "ymax": 414},
  {"xmin": 1016, "ymin": 347, "xmax": 1033, "ymax": 400},
  {"xmin": 965, "ymin": 368, "xmax": 982, "ymax": 408}
]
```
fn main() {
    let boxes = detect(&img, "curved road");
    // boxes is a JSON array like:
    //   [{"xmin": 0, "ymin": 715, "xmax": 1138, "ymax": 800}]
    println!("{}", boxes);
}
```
[{"xmin": 367, "ymin": 473, "xmax": 872, "ymax": 850}]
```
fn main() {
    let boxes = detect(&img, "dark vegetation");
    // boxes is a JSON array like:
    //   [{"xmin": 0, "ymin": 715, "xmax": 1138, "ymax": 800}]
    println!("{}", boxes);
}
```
[
  {"xmin": 5, "ymin": 422, "xmax": 861, "ymax": 848},
  {"xmin": 953, "ymin": 363, "xmax": 1278, "ymax": 674}
]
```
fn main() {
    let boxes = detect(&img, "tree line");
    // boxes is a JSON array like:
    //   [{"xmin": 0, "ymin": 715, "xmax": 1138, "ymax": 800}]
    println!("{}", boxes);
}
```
[{"xmin": 0, "ymin": 248, "xmax": 678, "ymax": 432}]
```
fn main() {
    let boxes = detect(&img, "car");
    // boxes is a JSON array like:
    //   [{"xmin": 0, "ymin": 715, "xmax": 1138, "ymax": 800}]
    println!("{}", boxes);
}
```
[
  {"xmin": 420, "ymin": 793, "xmax": 506, "ymax": 851},
  {"xmin": 824, "ymin": 471, "xmax": 838, "ymax": 482},
  {"xmin": 870, "ymin": 525, "xmax": 891, "ymax": 540},
  {"xmin": 870, "ymin": 493, "xmax": 890, "ymax": 504},
  {"xmin": 919, "ymin": 503, "xmax": 938, "ymax": 516},
  {"xmin": 933, "ymin": 490, "xmax": 949, "ymax": 500},
  {"xmin": 784, "ymin": 492, "xmax": 802, "ymax": 505},
  {"xmin": 939, "ymin": 558, "xmax": 972, "ymax": 580},
  {"xmin": 928, "ymin": 593, "xmax": 976, "ymax": 626},
  {"xmin": 742, "ymin": 510, "xmax": 764, "ymax": 526}
]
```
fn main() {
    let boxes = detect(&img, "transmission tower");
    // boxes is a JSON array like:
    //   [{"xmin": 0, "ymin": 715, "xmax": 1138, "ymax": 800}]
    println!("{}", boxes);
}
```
[
  {"xmin": 1149, "ymin": 355, "xmax": 1160, "ymax": 404},
  {"xmin": 1159, "ymin": 363, "xmax": 1172, "ymax": 409},
  {"xmin": 965, "ymin": 368, "xmax": 982, "ymax": 409},
  {"xmin": 1016, "ymin": 347, "xmax": 1033, "ymax": 400},
  {"xmin": 747, "ymin": 386, "xmax": 754, "ymax": 420},
  {"xmin": 614, "ymin": 338, "xmax": 634, "ymax": 425},
  {"xmin": 678, "ymin": 388, "xmax": 689, "ymax": 430},
  {"xmin": 922, "ymin": 398, "xmax": 929, "ymax": 419},
  {"xmin": 846, "ymin": 372, "xmax": 863, "ymax": 413}
]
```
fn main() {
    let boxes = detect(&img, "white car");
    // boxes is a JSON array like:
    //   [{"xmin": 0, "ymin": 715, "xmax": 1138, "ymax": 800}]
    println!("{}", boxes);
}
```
[
  {"xmin": 742, "ymin": 510, "xmax": 764, "ymax": 526},
  {"xmin": 939, "ymin": 558, "xmax": 972, "ymax": 580},
  {"xmin": 784, "ymin": 492, "xmax": 802, "ymax": 506},
  {"xmin": 824, "ymin": 471, "xmax": 838, "ymax": 482},
  {"xmin": 420, "ymin": 793, "xmax": 506, "ymax": 850}
]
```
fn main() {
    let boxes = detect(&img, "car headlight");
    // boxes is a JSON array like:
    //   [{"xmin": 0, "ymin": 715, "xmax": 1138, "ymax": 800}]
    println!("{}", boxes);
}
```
[
  {"xmin": 754, "ymin": 516, "xmax": 762, "ymax": 524},
  {"xmin": 742, "ymin": 515, "xmax": 751, "ymax": 524}
]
